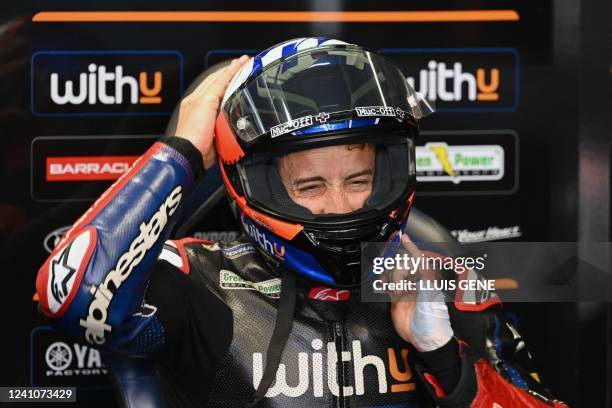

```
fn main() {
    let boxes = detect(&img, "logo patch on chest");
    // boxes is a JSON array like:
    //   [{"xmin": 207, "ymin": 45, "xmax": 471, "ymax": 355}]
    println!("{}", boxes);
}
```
[{"xmin": 219, "ymin": 270, "xmax": 281, "ymax": 299}]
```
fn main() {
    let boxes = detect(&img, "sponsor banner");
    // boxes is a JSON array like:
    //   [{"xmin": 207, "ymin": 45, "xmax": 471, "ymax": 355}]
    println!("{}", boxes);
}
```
[
  {"xmin": 31, "ymin": 50, "xmax": 183, "ymax": 116},
  {"xmin": 193, "ymin": 231, "xmax": 240, "ymax": 242},
  {"xmin": 416, "ymin": 144, "xmax": 504, "ymax": 183},
  {"xmin": 219, "ymin": 269, "xmax": 281, "ymax": 298},
  {"xmin": 46, "ymin": 155, "xmax": 138, "ymax": 182},
  {"xmin": 31, "ymin": 135, "xmax": 157, "ymax": 202},
  {"xmin": 30, "ymin": 326, "xmax": 110, "ymax": 389},
  {"xmin": 416, "ymin": 130, "xmax": 518, "ymax": 195},
  {"xmin": 378, "ymin": 48, "xmax": 519, "ymax": 112},
  {"xmin": 451, "ymin": 225, "xmax": 522, "ymax": 243}
]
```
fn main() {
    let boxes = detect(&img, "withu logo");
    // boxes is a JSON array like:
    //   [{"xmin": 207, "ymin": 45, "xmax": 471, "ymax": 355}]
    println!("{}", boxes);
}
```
[
  {"xmin": 252, "ymin": 339, "xmax": 414, "ymax": 398},
  {"xmin": 407, "ymin": 60, "xmax": 499, "ymax": 102},
  {"xmin": 31, "ymin": 51, "xmax": 183, "ymax": 116},
  {"xmin": 378, "ymin": 48, "xmax": 519, "ymax": 112},
  {"xmin": 242, "ymin": 217, "xmax": 285, "ymax": 260},
  {"xmin": 50, "ymin": 63, "xmax": 162, "ymax": 105}
]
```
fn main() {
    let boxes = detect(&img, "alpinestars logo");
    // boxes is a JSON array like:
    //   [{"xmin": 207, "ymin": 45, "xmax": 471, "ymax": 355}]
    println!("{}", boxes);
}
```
[
  {"xmin": 50, "ymin": 247, "xmax": 76, "ymax": 305},
  {"xmin": 253, "ymin": 339, "xmax": 414, "ymax": 398},
  {"xmin": 79, "ymin": 185, "xmax": 182, "ymax": 345},
  {"xmin": 308, "ymin": 287, "xmax": 350, "ymax": 301},
  {"xmin": 46, "ymin": 229, "xmax": 95, "ymax": 314}
]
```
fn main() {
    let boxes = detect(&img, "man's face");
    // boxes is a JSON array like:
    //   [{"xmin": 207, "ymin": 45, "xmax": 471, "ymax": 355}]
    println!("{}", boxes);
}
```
[{"xmin": 276, "ymin": 144, "xmax": 375, "ymax": 215}]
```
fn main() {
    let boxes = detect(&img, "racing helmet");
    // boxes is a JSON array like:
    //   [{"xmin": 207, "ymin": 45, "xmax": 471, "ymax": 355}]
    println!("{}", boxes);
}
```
[{"xmin": 215, "ymin": 38, "xmax": 434, "ymax": 287}]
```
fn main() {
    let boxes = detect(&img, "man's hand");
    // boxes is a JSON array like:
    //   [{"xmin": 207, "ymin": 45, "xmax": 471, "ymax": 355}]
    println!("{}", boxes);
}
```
[
  {"xmin": 175, "ymin": 55, "xmax": 250, "ymax": 169},
  {"xmin": 390, "ymin": 235, "xmax": 453, "ymax": 352}
]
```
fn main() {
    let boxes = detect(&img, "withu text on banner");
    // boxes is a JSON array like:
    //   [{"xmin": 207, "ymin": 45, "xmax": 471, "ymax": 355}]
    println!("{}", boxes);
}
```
[{"xmin": 31, "ymin": 50, "xmax": 183, "ymax": 116}]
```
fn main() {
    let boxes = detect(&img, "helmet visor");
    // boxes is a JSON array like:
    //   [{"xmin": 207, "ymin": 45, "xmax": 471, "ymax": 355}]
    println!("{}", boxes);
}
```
[
  {"xmin": 236, "ymin": 135, "xmax": 416, "ymax": 223},
  {"xmin": 224, "ymin": 47, "xmax": 433, "ymax": 143}
]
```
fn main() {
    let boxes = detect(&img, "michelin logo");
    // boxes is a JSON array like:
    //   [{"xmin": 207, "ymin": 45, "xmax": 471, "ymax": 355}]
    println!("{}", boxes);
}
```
[{"xmin": 79, "ymin": 186, "xmax": 182, "ymax": 345}]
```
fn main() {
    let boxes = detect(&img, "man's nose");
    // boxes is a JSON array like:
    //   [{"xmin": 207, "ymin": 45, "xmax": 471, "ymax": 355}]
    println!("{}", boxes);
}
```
[{"xmin": 325, "ymin": 189, "xmax": 354, "ymax": 214}]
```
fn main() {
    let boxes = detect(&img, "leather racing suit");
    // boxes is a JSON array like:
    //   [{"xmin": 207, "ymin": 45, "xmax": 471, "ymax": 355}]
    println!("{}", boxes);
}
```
[{"xmin": 36, "ymin": 138, "xmax": 566, "ymax": 407}]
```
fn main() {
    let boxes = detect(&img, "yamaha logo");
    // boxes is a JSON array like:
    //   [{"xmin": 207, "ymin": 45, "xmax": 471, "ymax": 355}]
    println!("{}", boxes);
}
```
[
  {"xmin": 31, "ymin": 326, "xmax": 111, "ymax": 387},
  {"xmin": 44, "ymin": 341, "xmax": 106, "ymax": 377},
  {"xmin": 45, "ymin": 342, "xmax": 72, "ymax": 372}
]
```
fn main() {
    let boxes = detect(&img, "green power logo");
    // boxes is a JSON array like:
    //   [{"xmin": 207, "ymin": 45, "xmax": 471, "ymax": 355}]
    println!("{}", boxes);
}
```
[{"xmin": 416, "ymin": 143, "xmax": 505, "ymax": 184}]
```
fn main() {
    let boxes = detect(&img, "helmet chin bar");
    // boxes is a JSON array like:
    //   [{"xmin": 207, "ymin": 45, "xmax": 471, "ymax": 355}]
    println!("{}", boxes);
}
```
[
  {"xmin": 237, "ymin": 188, "xmax": 415, "ymax": 288},
  {"xmin": 304, "ymin": 195, "xmax": 414, "ymax": 287}
]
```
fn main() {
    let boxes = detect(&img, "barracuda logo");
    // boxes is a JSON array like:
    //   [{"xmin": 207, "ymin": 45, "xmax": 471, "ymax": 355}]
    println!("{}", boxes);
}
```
[
  {"xmin": 79, "ymin": 186, "xmax": 182, "ymax": 345},
  {"xmin": 252, "ymin": 339, "xmax": 414, "ymax": 398}
]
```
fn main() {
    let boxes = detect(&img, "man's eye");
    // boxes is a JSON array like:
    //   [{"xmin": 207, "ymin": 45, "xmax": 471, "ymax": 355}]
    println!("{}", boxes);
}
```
[
  {"xmin": 298, "ymin": 185, "xmax": 323, "ymax": 194},
  {"xmin": 347, "ymin": 179, "xmax": 371, "ymax": 190}
]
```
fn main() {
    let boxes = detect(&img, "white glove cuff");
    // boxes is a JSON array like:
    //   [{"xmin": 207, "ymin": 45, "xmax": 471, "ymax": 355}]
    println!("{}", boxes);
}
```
[{"xmin": 409, "ymin": 288, "xmax": 454, "ymax": 352}]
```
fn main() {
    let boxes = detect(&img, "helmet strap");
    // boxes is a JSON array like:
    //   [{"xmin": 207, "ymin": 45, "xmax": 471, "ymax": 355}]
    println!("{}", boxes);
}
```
[{"xmin": 247, "ymin": 268, "xmax": 296, "ymax": 406}]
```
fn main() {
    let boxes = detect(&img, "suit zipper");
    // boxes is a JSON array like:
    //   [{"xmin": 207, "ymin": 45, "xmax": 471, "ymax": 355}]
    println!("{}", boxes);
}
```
[{"xmin": 333, "ymin": 322, "xmax": 350, "ymax": 408}]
